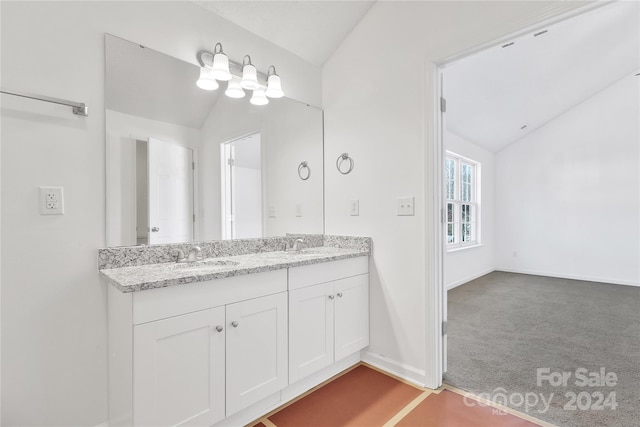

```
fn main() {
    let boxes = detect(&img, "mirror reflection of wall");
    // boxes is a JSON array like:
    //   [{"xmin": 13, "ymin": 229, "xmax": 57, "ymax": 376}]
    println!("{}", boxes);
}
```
[{"xmin": 105, "ymin": 34, "xmax": 324, "ymax": 247}]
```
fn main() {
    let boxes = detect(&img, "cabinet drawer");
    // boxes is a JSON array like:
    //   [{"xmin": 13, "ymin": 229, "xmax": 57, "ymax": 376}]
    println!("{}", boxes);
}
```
[
  {"xmin": 288, "ymin": 256, "xmax": 368, "ymax": 290},
  {"xmin": 132, "ymin": 269, "xmax": 287, "ymax": 325}
]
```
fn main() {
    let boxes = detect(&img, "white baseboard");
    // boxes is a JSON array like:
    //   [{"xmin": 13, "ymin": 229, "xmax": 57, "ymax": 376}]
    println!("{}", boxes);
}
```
[
  {"xmin": 92, "ymin": 422, "xmax": 109, "ymax": 427},
  {"xmin": 446, "ymin": 268, "xmax": 495, "ymax": 290},
  {"xmin": 361, "ymin": 351, "xmax": 426, "ymax": 388},
  {"xmin": 495, "ymin": 267, "xmax": 640, "ymax": 287}
]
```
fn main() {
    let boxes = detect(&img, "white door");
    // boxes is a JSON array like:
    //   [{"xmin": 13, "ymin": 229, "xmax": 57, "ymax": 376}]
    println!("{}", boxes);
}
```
[
  {"xmin": 133, "ymin": 307, "xmax": 226, "ymax": 427},
  {"xmin": 148, "ymin": 137, "xmax": 194, "ymax": 244},
  {"xmin": 289, "ymin": 283, "xmax": 335, "ymax": 384},
  {"xmin": 226, "ymin": 292, "xmax": 288, "ymax": 416},
  {"xmin": 334, "ymin": 274, "xmax": 370, "ymax": 361}
]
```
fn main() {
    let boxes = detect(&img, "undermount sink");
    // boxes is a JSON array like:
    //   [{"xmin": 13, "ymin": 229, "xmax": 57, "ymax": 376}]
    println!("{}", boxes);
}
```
[
  {"xmin": 172, "ymin": 259, "xmax": 240, "ymax": 271},
  {"xmin": 284, "ymin": 249, "xmax": 322, "ymax": 256}
]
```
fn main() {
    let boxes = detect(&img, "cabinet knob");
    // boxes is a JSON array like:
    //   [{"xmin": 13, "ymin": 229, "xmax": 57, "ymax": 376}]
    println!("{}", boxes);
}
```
[
  {"xmin": 337, "ymin": 292, "xmax": 343, "ymax": 298},
  {"xmin": 151, "ymin": 226, "xmax": 160, "ymax": 232},
  {"xmin": 328, "ymin": 295, "xmax": 335, "ymax": 300},
  {"xmin": 215, "ymin": 325, "xmax": 223, "ymax": 332},
  {"xmin": 231, "ymin": 321, "xmax": 239, "ymax": 328}
]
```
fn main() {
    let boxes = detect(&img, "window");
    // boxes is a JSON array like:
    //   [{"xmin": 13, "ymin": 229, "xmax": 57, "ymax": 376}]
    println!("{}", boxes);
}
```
[{"xmin": 445, "ymin": 152, "xmax": 480, "ymax": 249}]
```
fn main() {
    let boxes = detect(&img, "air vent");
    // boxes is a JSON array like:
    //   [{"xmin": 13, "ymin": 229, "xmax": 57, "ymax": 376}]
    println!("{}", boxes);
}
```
[
  {"xmin": 534, "ymin": 30, "xmax": 548, "ymax": 37},
  {"xmin": 502, "ymin": 42, "xmax": 515, "ymax": 48}
]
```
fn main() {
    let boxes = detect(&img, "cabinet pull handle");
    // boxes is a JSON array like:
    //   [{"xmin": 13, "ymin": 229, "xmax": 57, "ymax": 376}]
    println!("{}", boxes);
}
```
[
  {"xmin": 337, "ymin": 292, "xmax": 343, "ymax": 298},
  {"xmin": 231, "ymin": 321, "xmax": 239, "ymax": 328},
  {"xmin": 215, "ymin": 325, "xmax": 223, "ymax": 332},
  {"xmin": 328, "ymin": 295, "xmax": 335, "ymax": 300}
]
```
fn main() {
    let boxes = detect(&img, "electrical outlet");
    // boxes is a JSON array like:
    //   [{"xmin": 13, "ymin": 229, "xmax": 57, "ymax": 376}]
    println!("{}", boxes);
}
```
[
  {"xmin": 350, "ymin": 199, "xmax": 359, "ymax": 216},
  {"xmin": 39, "ymin": 186, "xmax": 64, "ymax": 215},
  {"xmin": 268, "ymin": 205, "xmax": 277, "ymax": 218},
  {"xmin": 397, "ymin": 196, "xmax": 415, "ymax": 216},
  {"xmin": 295, "ymin": 203, "xmax": 303, "ymax": 217}
]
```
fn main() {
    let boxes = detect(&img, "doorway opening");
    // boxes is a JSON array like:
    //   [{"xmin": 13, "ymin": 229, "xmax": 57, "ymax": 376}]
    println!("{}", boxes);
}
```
[
  {"xmin": 221, "ymin": 131, "xmax": 263, "ymax": 240},
  {"xmin": 434, "ymin": 2, "xmax": 639, "ymax": 426}
]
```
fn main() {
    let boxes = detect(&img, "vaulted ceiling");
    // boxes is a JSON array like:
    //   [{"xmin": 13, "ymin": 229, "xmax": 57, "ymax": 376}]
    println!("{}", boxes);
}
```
[
  {"xmin": 193, "ymin": 1, "xmax": 375, "ymax": 66},
  {"xmin": 444, "ymin": 1, "xmax": 640, "ymax": 152}
]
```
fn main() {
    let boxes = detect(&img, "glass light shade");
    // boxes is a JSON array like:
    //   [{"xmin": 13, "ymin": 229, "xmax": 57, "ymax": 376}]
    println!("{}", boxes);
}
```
[
  {"xmin": 211, "ymin": 52, "xmax": 232, "ymax": 81},
  {"xmin": 250, "ymin": 88, "xmax": 269, "ymax": 106},
  {"xmin": 225, "ymin": 77, "xmax": 245, "ymax": 99},
  {"xmin": 265, "ymin": 74, "xmax": 284, "ymax": 98},
  {"xmin": 196, "ymin": 67, "xmax": 218, "ymax": 90},
  {"xmin": 240, "ymin": 64, "xmax": 260, "ymax": 90}
]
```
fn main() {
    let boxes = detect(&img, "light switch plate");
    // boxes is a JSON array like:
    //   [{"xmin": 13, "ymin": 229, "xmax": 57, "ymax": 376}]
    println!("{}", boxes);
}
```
[
  {"xmin": 40, "ymin": 186, "xmax": 65, "ymax": 215},
  {"xmin": 350, "ymin": 199, "xmax": 359, "ymax": 216},
  {"xmin": 397, "ymin": 196, "xmax": 415, "ymax": 216},
  {"xmin": 295, "ymin": 203, "xmax": 303, "ymax": 217}
]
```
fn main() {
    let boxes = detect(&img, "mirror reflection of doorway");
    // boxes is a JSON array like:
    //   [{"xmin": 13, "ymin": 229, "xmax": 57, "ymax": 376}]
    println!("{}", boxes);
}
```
[
  {"xmin": 222, "ymin": 132, "xmax": 263, "ymax": 240},
  {"xmin": 136, "ymin": 137, "xmax": 194, "ymax": 245}
]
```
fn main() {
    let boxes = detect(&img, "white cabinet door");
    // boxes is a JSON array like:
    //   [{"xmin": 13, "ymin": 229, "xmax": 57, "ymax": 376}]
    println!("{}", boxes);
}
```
[
  {"xmin": 133, "ymin": 307, "xmax": 226, "ymax": 427},
  {"xmin": 334, "ymin": 274, "xmax": 370, "ymax": 361},
  {"xmin": 226, "ymin": 292, "xmax": 288, "ymax": 416},
  {"xmin": 289, "ymin": 282, "xmax": 334, "ymax": 384}
]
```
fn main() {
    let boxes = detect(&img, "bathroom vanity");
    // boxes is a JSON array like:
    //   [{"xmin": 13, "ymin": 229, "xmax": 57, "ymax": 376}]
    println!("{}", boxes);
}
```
[{"xmin": 101, "ymin": 236, "xmax": 370, "ymax": 427}]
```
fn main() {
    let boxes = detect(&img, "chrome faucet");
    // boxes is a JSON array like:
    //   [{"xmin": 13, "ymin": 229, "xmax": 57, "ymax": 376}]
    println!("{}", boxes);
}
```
[
  {"xmin": 173, "ymin": 246, "xmax": 203, "ymax": 263},
  {"xmin": 187, "ymin": 246, "xmax": 202, "ymax": 262},
  {"xmin": 285, "ymin": 238, "xmax": 304, "ymax": 252},
  {"xmin": 293, "ymin": 239, "xmax": 304, "ymax": 251}
]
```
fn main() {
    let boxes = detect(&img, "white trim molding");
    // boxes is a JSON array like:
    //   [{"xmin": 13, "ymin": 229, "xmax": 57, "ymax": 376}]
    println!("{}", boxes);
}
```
[{"xmin": 362, "ymin": 351, "xmax": 427, "ymax": 389}]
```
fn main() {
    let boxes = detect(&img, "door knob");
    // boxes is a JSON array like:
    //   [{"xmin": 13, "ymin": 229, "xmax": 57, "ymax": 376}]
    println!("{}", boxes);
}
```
[
  {"xmin": 231, "ymin": 321, "xmax": 239, "ymax": 328},
  {"xmin": 215, "ymin": 325, "xmax": 223, "ymax": 332},
  {"xmin": 151, "ymin": 227, "xmax": 160, "ymax": 232}
]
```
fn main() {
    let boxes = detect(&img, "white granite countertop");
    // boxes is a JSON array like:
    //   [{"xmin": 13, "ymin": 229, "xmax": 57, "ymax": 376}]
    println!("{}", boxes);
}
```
[{"xmin": 101, "ymin": 246, "xmax": 369, "ymax": 293}]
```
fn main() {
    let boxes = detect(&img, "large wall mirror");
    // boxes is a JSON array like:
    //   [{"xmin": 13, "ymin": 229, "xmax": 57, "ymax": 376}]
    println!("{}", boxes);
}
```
[{"xmin": 105, "ymin": 34, "xmax": 324, "ymax": 247}]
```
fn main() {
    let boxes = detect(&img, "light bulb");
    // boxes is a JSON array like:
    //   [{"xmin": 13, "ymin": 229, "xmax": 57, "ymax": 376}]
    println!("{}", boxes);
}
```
[
  {"xmin": 250, "ymin": 88, "xmax": 269, "ymax": 106},
  {"xmin": 196, "ymin": 67, "xmax": 218, "ymax": 90},
  {"xmin": 265, "ymin": 73, "xmax": 284, "ymax": 98},
  {"xmin": 225, "ymin": 77, "xmax": 245, "ymax": 99}
]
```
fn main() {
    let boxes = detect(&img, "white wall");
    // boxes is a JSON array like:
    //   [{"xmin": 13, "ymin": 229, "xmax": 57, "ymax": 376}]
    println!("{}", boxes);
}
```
[
  {"xmin": 0, "ymin": 2, "xmax": 320, "ymax": 425},
  {"xmin": 495, "ymin": 75, "xmax": 640, "ymax": 286},
  {"xmin": 444, "ymin": 131, "xmax": 495, "ymax": 289},
  {"xmin": 322, "ymin": 0, "xmax": 589, "ymax": 385}
]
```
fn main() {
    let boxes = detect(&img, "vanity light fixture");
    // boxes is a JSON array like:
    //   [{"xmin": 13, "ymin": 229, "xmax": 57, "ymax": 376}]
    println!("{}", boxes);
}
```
[
  {"xmin": 211, "ymin": 43, "xmax": 232, "ymax": 81},
  {"xmin": 265, "ymin": 66, "xmax": 284, "ymax": 98},
  {"xmin": 195, "ymin": 43, "xmax": 284, "ymax": 105},
  {"xmin": 240, "ymin": 55, "xmax": 260, "ymax": 90},
  {"xmin": 196, "ymin": 67, "xmax": 219, "ymax": 91},
  {"xmin": 250, "ymin": 88, "xmax": 269, "ymax": 106},
  {"xmin": 225, "ymin": 76, "xmax": 245, "ymax": 98}
]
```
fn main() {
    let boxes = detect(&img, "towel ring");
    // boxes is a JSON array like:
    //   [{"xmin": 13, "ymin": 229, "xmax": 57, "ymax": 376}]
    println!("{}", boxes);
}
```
[
  {"xmin": 298, "ymin": 161, "xmax": 311, "ymax": 180},
  {"xmin": 336, "ymin": 153, "xmax": 354, "ymax": 175}
]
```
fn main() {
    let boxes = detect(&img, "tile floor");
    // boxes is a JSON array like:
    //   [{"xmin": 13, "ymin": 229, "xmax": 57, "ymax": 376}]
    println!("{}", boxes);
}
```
[{"xmin": 250, "ymin": 364, "xmax": 546, "ymax": 427}]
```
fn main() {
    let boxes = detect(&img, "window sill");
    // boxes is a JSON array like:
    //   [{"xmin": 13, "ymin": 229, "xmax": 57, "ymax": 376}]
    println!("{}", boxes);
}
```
[{"xmin": 446, "ymin": 243, "xmax": 483, "ymax": 253}]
